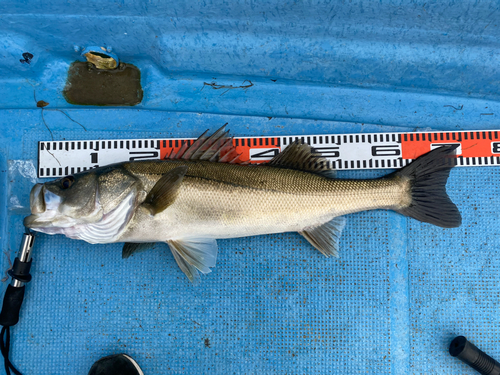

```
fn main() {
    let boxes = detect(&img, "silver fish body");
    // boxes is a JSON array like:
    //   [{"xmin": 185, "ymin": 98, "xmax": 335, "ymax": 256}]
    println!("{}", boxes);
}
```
[
  {"xmin": 118, "ymin": 160, "xmax": 411, "ymax": 242},
  {"xmin": 24, "ymin": 129, "xmax": 461, "ymax": 282}
]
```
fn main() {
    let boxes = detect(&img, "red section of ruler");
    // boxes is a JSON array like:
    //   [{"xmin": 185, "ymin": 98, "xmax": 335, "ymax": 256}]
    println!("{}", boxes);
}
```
[
  {"xmin": 401, "ymin": 131, "xmax": 500, "ymax": 159},
  {"xmin": 159, "ymin": 139, "xmax": 193, "ymax": 159},
  {"xmin": 159, "ymin": 137, "xmax": 281, "ymax": 163}
]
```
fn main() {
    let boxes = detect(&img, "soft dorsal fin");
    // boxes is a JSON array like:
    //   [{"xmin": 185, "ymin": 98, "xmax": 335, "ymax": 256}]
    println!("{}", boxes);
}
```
[
  {"xmin": 167, "ymin": 125, "xmax": 248, "ymax": 164},
  {"xmin": 142, "ymin": 166, "xmax": 187, "ymax": 215},
  {"xmin": 299, "ymin": 216, "xmax": 346, "ymax": 257},
  {"xmin": 269, "ymin": 141, "xmax": 336, "ymax": 177}
]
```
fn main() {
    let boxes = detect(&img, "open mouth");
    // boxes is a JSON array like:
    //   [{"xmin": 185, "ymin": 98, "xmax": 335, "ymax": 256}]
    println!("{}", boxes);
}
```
[
  {"xmin": 30, "ymin": 183, "xmax": 45, "ymax": 214},
  {"xmin": 23, "ymin": 183, "xmax": 59, "ymax": 229},
  {"xmin": 23, "ymin": 214, "xmax": 42, "ymax": 228},
  {"xmin": 24, "ymin": 183, "xmax": 45, "ymax": 228}
]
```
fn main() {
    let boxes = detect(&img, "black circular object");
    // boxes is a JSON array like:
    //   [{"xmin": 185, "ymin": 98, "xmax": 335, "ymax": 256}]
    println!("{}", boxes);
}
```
[
  {"xmin": 88, "ymin": 354, "xmax": 144, "ymax": 375},
  {"xmin": 449, "ymin": 336, "xmax": 500, "ymax": 375}
]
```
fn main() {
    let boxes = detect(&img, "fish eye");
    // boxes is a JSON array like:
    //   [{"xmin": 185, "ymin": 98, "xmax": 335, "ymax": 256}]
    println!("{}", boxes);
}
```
[{"xmin": 61, "ymin": 176, "xmax": 75, "ymax": 189}]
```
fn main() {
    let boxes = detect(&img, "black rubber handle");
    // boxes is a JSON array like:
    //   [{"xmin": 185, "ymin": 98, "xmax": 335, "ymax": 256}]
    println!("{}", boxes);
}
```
[
  {"xmin": 450, "ymin": 336, "xmax": 500, "ymax": 375},
  {"xmin": 0, "ymin": 285, "xmax": 25, "ymax": 327}
]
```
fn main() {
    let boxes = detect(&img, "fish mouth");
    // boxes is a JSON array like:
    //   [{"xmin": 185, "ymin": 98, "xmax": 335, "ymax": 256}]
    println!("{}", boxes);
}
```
[
  {"xmin": 24, "ymin": 183, "xmax": 45, "ymax": 228},
  {"xmin": 30, "ymin": 183, "xmax": 45, "ymax": 214},
  {"xmin": 24, "ymin": 183, "xmax": 59, "ymax": 229},
  {"xmin": 23, "ymin": 214, "xmax": 70, "ymax": 234},
  {"xmin": 23, "ymin": 214, "xmax": 45, "ymax": 229}
]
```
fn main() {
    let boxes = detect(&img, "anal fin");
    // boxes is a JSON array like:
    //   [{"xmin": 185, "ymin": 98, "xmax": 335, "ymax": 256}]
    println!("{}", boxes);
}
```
[{"xmin": 299, "ymin": 216, "xmax": 346, "ymax": 257}]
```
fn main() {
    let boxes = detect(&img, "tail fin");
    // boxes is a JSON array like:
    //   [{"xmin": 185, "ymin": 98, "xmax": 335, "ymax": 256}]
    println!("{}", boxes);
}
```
[{"xmin": 395, "ymin": 145, "xmax": 461, "ymax": 228}]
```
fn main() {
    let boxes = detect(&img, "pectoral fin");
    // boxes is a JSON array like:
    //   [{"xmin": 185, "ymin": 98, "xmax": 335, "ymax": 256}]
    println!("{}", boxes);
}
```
[
  {"xmin": 142, "ymin": 166, "xmax": 188, "ymax": 215},
  {"xmin": 167, "ymin": 238, "xmax": 218, "ymax": 282},
  {"xmin": 299, "ymin": 216, "xmax": 346, "ymax": 257},
  {"xmin": 122, "ymin": 242, "xmax": 155, "ymax": 259}
]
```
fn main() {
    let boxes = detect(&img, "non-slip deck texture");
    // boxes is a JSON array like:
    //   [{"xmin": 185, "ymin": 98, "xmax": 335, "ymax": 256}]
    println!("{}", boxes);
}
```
[
  {"xmin": 1, "ymin": 1, "xmax": 499, "ymax": 372},
  {"xmin": 0, "ymin": 111, "xmax": 497, "ymax": 374}
]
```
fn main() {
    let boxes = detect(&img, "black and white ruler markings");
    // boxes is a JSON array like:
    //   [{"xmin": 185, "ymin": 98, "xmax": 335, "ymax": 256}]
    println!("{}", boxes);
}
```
[{"xmin": 38, "ymin": 130, "xmax": 500, "ymax": 178}]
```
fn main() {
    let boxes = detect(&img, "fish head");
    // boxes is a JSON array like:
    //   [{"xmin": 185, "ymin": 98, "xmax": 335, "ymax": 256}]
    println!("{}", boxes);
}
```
[
  {"xmin": 24, "ymin": 166, "xmax": 140, "ymax": 240},
  {"xmin": 24, "ymin": 171, "xmax": 101, "ymax": 231}
]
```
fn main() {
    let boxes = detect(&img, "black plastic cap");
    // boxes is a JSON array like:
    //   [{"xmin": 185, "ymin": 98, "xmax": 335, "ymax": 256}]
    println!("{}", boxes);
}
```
[
  {"xmin": 8, "ymin": 258, "xmax": 32, "ymax": 283},
  {"xmin": 449, "ymin": 335, "xmax": 468, "ymax": 357},
  {"xmin": 88, "ymin": 354, "xmax": 143, "ymax": 375},
  {"xmin": 449, "ymin": 336, "xmax": 500, "ymax": 375}
]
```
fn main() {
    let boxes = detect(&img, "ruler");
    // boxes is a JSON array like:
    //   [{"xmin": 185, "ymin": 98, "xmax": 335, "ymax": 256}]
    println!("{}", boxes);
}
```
[{"xmin": 38, "ymin": 129, "xmax": 500, "ymax": 178}]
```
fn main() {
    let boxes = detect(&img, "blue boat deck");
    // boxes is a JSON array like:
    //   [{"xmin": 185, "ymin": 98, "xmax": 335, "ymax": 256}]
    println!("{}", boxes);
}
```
[{"xmin": 1, "ymin": 1, "xmax": 499, "ymax": 373}]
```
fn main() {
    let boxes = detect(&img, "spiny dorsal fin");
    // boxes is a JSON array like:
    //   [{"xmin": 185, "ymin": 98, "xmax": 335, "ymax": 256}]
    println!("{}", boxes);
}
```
[
  {"xmin": 269, "ymin": 141, "xmax": 336, "ymax": 177},
  {"xmin": 167, "ymin": 125, "xmax": 248, "ymax": 164},
  {"xmin": 142, "ymin": 166, "xmax": 187, "ymax": 215},
  {"xmin": 299, "ymin": 216, "xmax": 346, "ymax": 257}
]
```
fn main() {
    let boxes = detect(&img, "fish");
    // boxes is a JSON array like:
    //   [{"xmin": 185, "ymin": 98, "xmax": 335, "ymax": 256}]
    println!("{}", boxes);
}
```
[{"xmin": 24, "ymin": 127, "xmax": 461, "ymax": 283}]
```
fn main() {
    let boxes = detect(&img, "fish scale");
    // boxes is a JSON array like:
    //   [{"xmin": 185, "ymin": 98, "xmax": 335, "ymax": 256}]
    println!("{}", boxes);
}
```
[{"xmin": 119, "ymin": 163, "xmax": 407, "ymax": 242}]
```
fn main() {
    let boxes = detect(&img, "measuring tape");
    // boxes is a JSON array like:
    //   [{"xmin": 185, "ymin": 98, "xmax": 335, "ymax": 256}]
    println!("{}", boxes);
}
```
[{"xmin": 37, "ymin": 130, "xmax": 500, "ymax": 178}]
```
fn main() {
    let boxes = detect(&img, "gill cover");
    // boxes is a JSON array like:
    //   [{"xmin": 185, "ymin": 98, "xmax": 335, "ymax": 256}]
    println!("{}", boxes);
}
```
[{"xmin": 24, "ymin": 166, "xmax": 140, "ymax": 244}]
